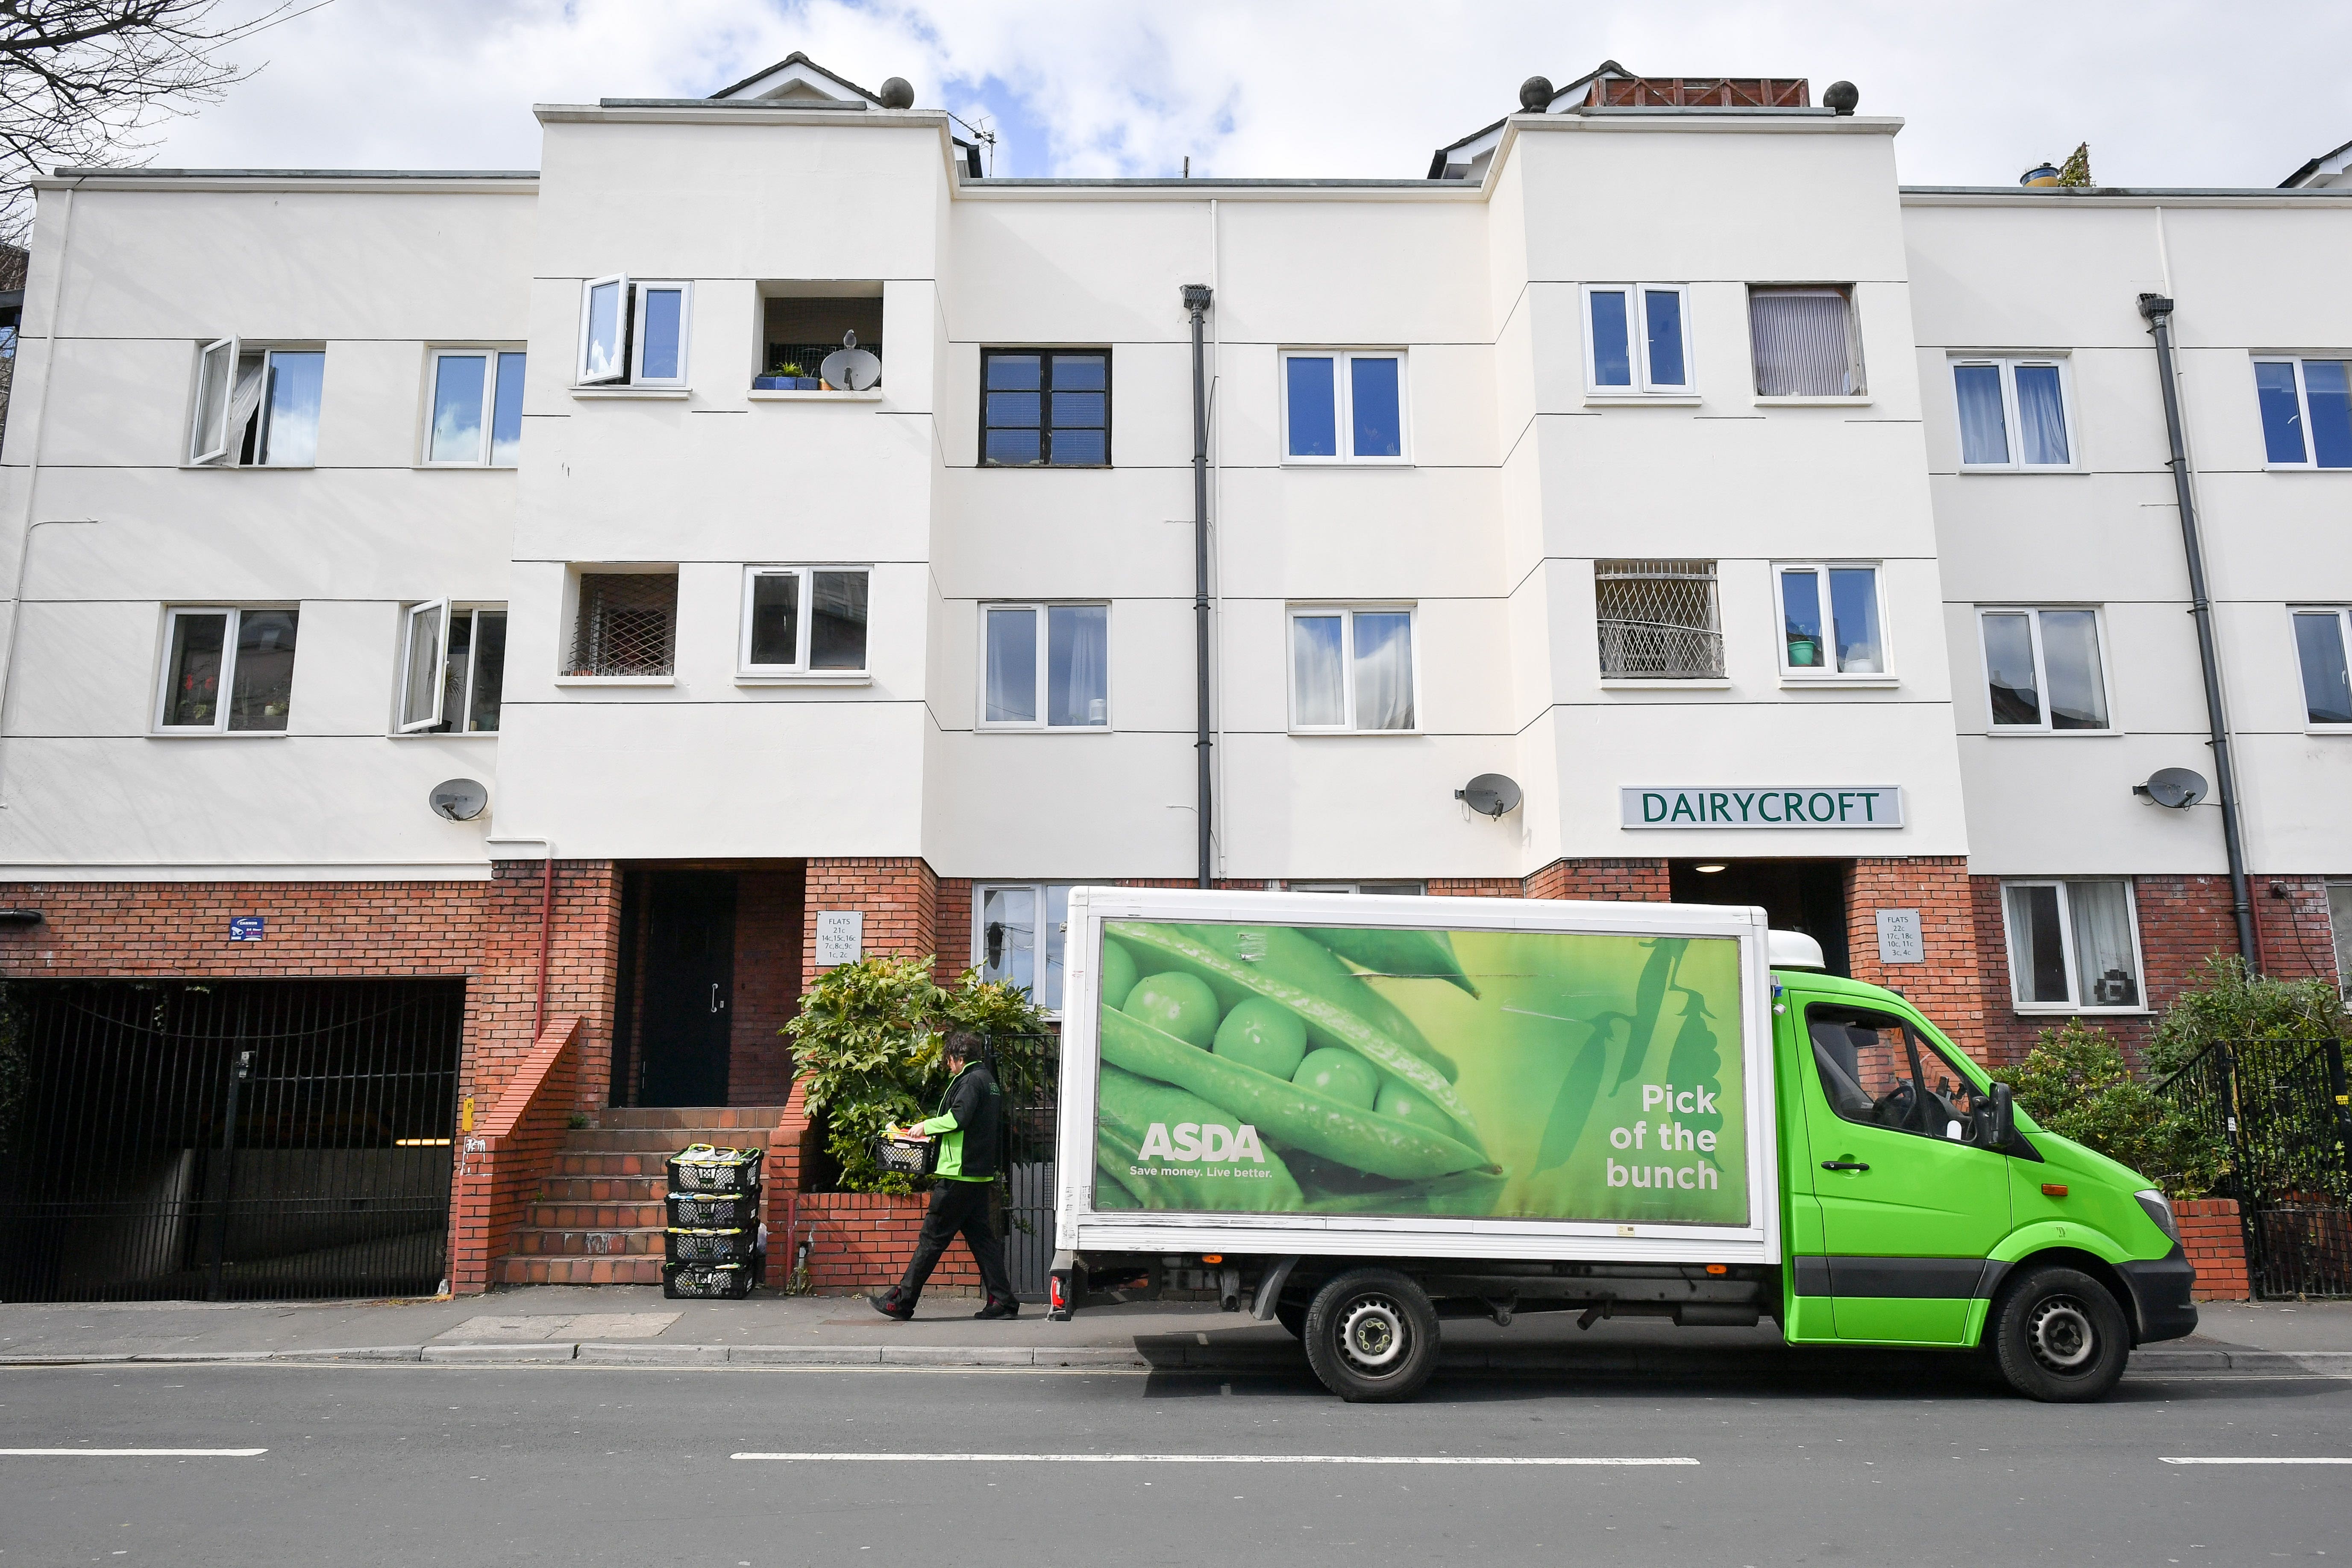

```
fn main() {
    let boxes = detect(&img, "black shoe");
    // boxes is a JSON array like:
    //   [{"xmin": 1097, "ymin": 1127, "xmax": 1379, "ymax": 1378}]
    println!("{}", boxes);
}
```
[
  {"xmin": 973, "ymin": 1298, "xmax": 1020, "ymax": 1320},
  {"xmin": 871, "ymin": 1293, "xmax": 914, "ymax": 1321}
]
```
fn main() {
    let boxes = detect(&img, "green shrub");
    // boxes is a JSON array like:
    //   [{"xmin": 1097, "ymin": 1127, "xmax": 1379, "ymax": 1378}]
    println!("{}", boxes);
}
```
[
  {"xmin": 2001, "ymin": 1022, "xmax": 2221, "ymax": 1198},
  {"xmin": 786, "ymin": 955, "xmax": 1051, "ymax": 1194},
  {"xmin": 2146, "ymin": 955, "xmax": 2346, "ymax": 1079}
]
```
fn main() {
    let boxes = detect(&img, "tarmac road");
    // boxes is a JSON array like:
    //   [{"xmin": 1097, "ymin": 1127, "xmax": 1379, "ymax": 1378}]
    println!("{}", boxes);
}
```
[{"xmin": 1, "ymin": 1360, "xmax": 2346, "ymax": 1566}]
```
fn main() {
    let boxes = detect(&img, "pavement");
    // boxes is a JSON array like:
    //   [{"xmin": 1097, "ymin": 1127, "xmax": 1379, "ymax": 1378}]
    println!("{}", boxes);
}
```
[{"xmin": 2, "ymin": 1288, "xmax": 2347, "ymax": 1376}]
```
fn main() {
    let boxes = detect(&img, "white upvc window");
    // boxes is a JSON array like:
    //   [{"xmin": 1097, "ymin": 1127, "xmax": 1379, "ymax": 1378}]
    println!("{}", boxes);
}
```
[
  {"xmin": 576, "ymin": 276, "xmax": 693, "ymax": 388},
  {"xmin": 1583, "ymin": 284, "xmax": 1691, "ymax": 393},
  {"xmin": 397, "ymin": 602, "xmax": 508, "ymax": 734},
  {"xmin": 423, "ymin": 348, "xmax": 527, "ymax": 465},
  {"xmin": 1288, "ymin": 605, "xmax": 1418, "ymax": 732},
  {"xmin": 1774, "ymin": 562, "xmax": 1888, "ymax": 678},
  {"xmin": 1977, "ymin": 606, "xmax": 2114, "ymax": 733},
  {"xmin": 2000, "ymin": 879, "xmax": 2147, "ymax": 1012},
  {"xmin": 1280, "ymin": 349, "xmax": 1408, "ymax": 462},
  {"xmin": 1748, "ymin": 285, "xmax": 1865, "ymax": 397},
  {"xmin": 1952, "ymin": 355, "xmax": 2076, "ymax": 469},
  {"xmin": 2253, "ymin": 355, "xmax": 2352, "ymax": 469},
  {"xmin": 1288, "ymin": 881, "xmax": 1427, "ymax": 895},
  {"xmin": 187, "ymin": 339, "xmax": 325, "ymax": 466},
  {"xmin": 2329, "ymin": 881, "xmax": 2352, "ymax": 995},
  {"xmin": 2293, "ymin": 607, "xmax": 2352, "ymax": 728},
  {"xmin": 981, "ymin": 603, "xmax": 1110, "ymax": 728},
  {"xmin": 973, "ymin": 881, "xmax": 1099, "ymax": 1012},
  {"xmin": 154, "ymin": 606, "xmax": 300, "ymax": 733},
  {"xmin": 739, "ymin": 566, "xmax": 870, "ymax": 675}
]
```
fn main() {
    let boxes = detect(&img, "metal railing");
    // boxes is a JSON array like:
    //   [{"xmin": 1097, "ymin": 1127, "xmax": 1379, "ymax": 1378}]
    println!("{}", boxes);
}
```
[{"xmin": 1597, "ymin": 618, "xmax": 1727, "ymax": 679}]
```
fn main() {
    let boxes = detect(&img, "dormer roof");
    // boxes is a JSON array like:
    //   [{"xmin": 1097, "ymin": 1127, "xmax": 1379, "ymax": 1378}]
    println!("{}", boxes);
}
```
[{"xmin": 709, "ymin": 51, "xmax": 884, "ymax": 106}]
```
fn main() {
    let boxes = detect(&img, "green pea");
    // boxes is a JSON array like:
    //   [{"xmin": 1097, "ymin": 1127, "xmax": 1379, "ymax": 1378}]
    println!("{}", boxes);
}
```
[
  {"xmin": 1099, "ymin": 937, "xmax": 1140, "ymax": 1012},
  {"xmin": 1375, "ymin": 1078, "xmax": 1457, "ymax": 1136},
  {"xmin": 1123, "ymin": 971, "xmax": 1220, "ymax": 1048},
  {"xmin": 1213, "ymin": 997, "xmax": 1307, "ymax": 1080},
  {"xmin": 1294, "ymin": 1045, "xmax": 1379, "ymax": 1110}
]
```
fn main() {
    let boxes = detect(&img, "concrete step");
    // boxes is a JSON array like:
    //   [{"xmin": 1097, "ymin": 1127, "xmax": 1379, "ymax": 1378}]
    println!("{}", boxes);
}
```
[
  {"xmin": 514, "ymin": 1226, "xmax": 664, "ymax": 1257},
  {"xmin": 598, "ymin": 1106, "xmax": 787, "ymax": 1130},
  {"xmin": 493, "ymin": 1254, "xmax": 666, "ymax": 1286},
  {"xmin": 561, "ymin": 1128, "xmax": 773, "ymax": 1154},
  {"xmin": 528, "ymin": 1201, "xmax": 666, "ymax": 1230},
  {"xmin": 537, "ymin": 1175, "xmax": 666, "ymax": 1202},
  {"xmin": 550, "ymin": 1151, "xmax": 674, "ymax": 1178}
]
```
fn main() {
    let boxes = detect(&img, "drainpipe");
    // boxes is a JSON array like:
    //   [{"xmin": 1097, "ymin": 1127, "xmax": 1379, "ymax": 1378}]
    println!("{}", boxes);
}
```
[
  {"xmin": 1182, "ymin": 283, "xmax": 1215, "ymax": 888},
  {"xmin": 2137, "ymin": 294, "xmax": 2258, "ymax": 972}
]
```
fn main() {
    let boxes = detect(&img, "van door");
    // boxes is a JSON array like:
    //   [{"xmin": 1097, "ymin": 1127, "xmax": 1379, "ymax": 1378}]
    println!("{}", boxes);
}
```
[{"xmin": 1794, "ymin": 998, "xmax": 2010, "ymax": 1344}]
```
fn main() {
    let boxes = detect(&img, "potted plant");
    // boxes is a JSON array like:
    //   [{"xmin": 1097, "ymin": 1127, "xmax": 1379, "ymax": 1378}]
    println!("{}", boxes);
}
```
[{"xmin": 754, "ymin": 359, "xmax": 813, "ymax": 391}]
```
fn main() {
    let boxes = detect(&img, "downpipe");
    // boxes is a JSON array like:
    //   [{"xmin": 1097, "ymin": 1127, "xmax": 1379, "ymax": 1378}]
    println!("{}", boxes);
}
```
[{"xmin": 1182, "ymin": 283, "xmax": 1215, "ymax": 889}]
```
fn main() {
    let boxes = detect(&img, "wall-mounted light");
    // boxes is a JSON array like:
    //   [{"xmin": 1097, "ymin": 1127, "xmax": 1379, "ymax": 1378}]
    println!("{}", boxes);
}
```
[{"xmin": 1693, "ymin": 864, "xmax": 1727, "ymax": 875}]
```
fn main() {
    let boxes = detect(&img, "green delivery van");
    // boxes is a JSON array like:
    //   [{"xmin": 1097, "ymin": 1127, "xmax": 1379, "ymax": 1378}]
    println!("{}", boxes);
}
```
[{"xmin": 1045, "ymin": 887, "xmax": 2196, "ymax": 1403}]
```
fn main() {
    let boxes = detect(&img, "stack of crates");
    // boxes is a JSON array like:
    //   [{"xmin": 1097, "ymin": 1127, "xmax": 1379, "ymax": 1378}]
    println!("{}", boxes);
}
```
[{"xmin": 663, "ymin": 1143, "xmax": 763, "ymax": 1299}]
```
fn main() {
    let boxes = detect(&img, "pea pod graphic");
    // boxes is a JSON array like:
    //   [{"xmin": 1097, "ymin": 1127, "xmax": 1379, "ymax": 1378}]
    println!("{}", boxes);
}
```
[
  {"xmin": 1101, "ymin": 1007, "xmax": 1494, "ymax": 1181},
  {"xmin": 1095, "ymin": 1063, "xmax": 1307, "ymax": 1210},
  {"xmin": 1608, "ymin": 938, "xmax": 1688, "ymax": 1095},
  {"xmin": 1113, "ymin": 923, "xmax": 1480, "ymax": 1141},
  {"xmin": 1146, "ymin": 922, "xmax": 1458, "ymax": 1083},
  {"xmin": 1660, "ymin": 989, "xmax": 1724, "ymax": 1152},
  {"xmin": 1535, "ymin": 1028, "xmax": 1612, "ymax": 1174},
  {"xmin": 1303, "ymin": 927, "xmax": 1479, "ymax": 997}
]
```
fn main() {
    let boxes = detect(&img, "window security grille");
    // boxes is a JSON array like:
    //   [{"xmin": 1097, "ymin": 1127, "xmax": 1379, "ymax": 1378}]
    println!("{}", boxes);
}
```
[
  {"xmin": 570, "ymin": 573, "xmax": 677, "ymax": 677},
  {"xmin": 1595, "ymin": 559, "xmax": 1724, "ymax": 678}
]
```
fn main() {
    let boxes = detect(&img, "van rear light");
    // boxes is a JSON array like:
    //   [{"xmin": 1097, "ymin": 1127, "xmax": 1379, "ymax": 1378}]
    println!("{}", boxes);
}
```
[
  {"xmin": 1704, "ymin": 1264, "xmax": 1727, "ymax": 1275},
  {"xmin": 1049, "ymin": 1276, "xmax": 1067, "ymax": 1311},
  {"xmin": 1200, "ymin": 1254, "xmax": 1224, "ymax": 1264}
]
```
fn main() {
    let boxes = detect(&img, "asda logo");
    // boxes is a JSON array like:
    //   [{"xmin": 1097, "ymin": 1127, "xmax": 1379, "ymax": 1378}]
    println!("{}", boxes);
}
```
[{"xmin": 1135, "ymin": 1121, "xmax": 1268, "ymax": 1165}]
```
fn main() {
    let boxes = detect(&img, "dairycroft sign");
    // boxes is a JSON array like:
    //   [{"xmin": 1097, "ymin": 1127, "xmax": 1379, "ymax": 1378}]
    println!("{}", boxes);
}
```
[{"xmin": 1621, "ymin": 786, "xmax": 1904, "ymax": 829}]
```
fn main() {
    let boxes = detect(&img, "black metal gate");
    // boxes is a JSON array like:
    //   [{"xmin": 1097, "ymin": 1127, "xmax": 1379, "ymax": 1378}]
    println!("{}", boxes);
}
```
[
  {"xmin": 991, "ymin": 1031, "xmax": 1060, "ymax": 1301},
  {"xmin": 2157, "ymin": 1037, "xmax": 2352, "ymax": 1298},
  {"xmin": 0, "ymin": 979, "xmax": 464, "ymax": 1302}
]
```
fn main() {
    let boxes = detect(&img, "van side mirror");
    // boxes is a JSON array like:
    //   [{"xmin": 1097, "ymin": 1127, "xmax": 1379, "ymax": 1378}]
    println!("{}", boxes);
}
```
[{"xmin": 1989, "ymin": 1082, "xmax": 2016, "ymax": 1149}]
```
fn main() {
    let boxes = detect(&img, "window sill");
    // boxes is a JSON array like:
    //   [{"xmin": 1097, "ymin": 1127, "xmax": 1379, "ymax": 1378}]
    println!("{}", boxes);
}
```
[
  {"xmin": 1288, "ymin": 728, "xmax": 1423, "ymax": 737},
  {"xmin": 148, "ymin": 730, "xmax": 290, "ymax": 739},
  {"xmin": 411, "ymin": 464, "xmax": 519, "ymax": 472},
  {"xmin": 1957, "ymin": 466, "xmax": 2085, "ymax": 476},
  {"xmin": 1753, "ymin": 395, "xmax": 1873, "ymax": 407},
  {"xmin": 735, "ymin": 672, "xmax": 873, "ymax": 686},
  {"xmin": 389, "ymin": 730, "xmax": 498, "ymax": 739},
  {"xmin": 181, "ymin": 464, "xmax": 315, "ymax": 472},
  {"xmin": 2305, "ymin": 725, "xmax": 2352, "ymax": 737},
  {"xmin": 2011, "ymin": 1005, "xmax": 2154, "ymax": 1018},
  {"xmin": 554, "ymin": 676, "xmax": 675, "ymax": 687},
  {"xmin": 569, "ymin": 387, "xmax": 690, "ymax": 400},
  {"xmin": 1582, "ymin": 394, "xmax": 1701, "ymax": 407},
  {"xmin": 1600, "ymin": 678, "xmax": 1731, "ymax": 690},
  {"xmin": 1278, "ymin": 458, "xmax": 1416, "ymax": 467},
  {"xmin": 1982, "ymin": 727, "xmax": 2122, "ymax": 738},
  {"xmin": 746, "ymin": 388, "xmax": 885, "ymax": 402},
  {"xmin": 1779, "ymin": 676, "xmax": 1900, "ymax": 689},
  {"xmin": 2260, "ymin": 464, "xmax": 2352, "ymax": 473},
  {"xmin": 976, "ymin": 723, "xmax": 1113, "ymax": 733}
]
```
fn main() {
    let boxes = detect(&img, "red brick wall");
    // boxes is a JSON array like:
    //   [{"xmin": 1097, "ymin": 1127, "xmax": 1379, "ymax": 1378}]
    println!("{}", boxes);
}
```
[
  {"xmin": 1522, "ymin": 858, "xmax": 1672, "ymax": 901},
  {"xmin": 2177, "ymin": 1198, "xmax": 2250, "ymax": 1301},
  {"xmin": 729, "ymin": 865, "xmax": 805, "ymax": 1107},
  {"xmin": 788, "ymin": 1191, "xmax": 981, "ymax": 1296},
  {"xmin": 1845, "ymin": 856, "xmax": 1984, "ymax": 1060},
  {"xmin": 802, "ymin": 858, "xmax": 938, "ymax": 979}
]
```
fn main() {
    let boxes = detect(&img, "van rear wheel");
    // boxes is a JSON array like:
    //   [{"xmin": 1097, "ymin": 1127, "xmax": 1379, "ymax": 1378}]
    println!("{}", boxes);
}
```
[
  {"xmin": 1991, "ymin": 1263, "xmax": 2130, "ymax": 1402},
  {"xmin": 1303, "ymin": 1268, "xmax": 1440, "ymax": 1402}
]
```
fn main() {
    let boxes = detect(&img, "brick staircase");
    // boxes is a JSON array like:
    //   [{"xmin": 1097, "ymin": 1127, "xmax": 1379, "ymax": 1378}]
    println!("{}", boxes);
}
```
[{"xmin": 494, "ymin": 1106, "xmax": 784, "ymax": 1286}]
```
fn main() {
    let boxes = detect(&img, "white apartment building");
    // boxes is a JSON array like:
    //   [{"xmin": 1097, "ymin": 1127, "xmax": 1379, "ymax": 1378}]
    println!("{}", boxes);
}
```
[{"xmin": 0, "ymin": 56, "xmax": 2345, "ymax": 1291}]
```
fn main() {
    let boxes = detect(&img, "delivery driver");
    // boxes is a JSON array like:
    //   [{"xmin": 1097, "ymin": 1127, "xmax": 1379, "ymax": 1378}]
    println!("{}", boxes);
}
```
[{"xmin": 872, "ymin": 1029, "xmax": 1020, "ymax": 1321}]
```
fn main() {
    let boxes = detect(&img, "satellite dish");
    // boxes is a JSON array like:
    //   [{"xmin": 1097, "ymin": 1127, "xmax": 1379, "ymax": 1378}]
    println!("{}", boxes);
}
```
[
  {"xmin": 2134, "ymin": 767, "xmax": 2208, "ymax": 810},
  {"xmin": 820, "ymin": 329, "xmax": 882, "ymax": 392},
  {"xmin": 1454, "ymin": 773, "xmax": 1523, "ymax": 819},
  {"xmin": 430, "ymin": 778, "xmax": 488, "ymax": 822}
]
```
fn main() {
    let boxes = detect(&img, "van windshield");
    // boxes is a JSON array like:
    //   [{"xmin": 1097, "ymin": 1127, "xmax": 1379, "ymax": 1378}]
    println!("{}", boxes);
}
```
[{"xmin": 1806, "ymin": 1005, "xmax": 1999, "ymax": 1147}]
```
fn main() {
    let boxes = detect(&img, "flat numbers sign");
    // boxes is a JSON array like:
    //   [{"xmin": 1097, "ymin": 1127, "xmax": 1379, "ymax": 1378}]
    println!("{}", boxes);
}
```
[
  {"xmin": 228, "ymin": 916, "xmax": 265, "ymax": 942},
  {"xmin": 813, "ymin": 910, "xmax": 864, "ymax": 967},
  {"xmin": 1874, "ymin": 908, "xmax": 1924, "ymax": 964},
  {"xmin": 1620, "ymin": 786, "xmax": 1904, "ymax": 829}
]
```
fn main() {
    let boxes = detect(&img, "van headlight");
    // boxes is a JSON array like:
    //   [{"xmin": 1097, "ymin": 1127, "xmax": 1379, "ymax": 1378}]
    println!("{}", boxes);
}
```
[{"xmin": 2135, "ymin": 1188, "xmax": 2180, "ymax": 1247}]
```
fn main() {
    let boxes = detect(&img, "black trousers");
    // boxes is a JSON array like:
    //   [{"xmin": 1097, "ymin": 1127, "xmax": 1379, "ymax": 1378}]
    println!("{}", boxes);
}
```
[{"xmin": 890, "ymin": 1179, "xmax": 1015, "ymax": 1307}]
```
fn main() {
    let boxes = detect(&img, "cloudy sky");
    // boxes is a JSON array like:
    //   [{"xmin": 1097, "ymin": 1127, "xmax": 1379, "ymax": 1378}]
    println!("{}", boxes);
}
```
[{"xmin": 142, "ymin": 0, "xmax": 2349, "ymax": 188}]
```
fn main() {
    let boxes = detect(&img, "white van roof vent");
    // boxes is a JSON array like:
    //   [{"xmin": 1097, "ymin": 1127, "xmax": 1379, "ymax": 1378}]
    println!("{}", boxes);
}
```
[{"xmin": 1768, "ymin": 929, "xmax": 1827, "ymax": 970}]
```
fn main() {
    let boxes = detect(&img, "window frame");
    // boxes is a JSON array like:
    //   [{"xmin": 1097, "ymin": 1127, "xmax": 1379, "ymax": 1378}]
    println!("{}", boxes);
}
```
[
  {"xmin": 185, "ymin": 341, "xmax": 324, "ymax": 468},
  {"xmin": 628, "ymin": 280, "xmax": 693, "ymax": 388},
  {"xmin": 2254, "ymin": 354, "xmax": 2352, "ymax": 470},
  {"xmin": 977, "ymin": 601, "xmax": 1113, "ymax": 731},
  {"xmin": 978, "ymin": 347, "xmax": 1113, "ymax": 468},
  {"xmin": 189, "ymin": 335, "xmax": 239, "ymax": 463},
  {"xmin": 1998, "ymin": 878, "xmax": 2149, "ymax": 1014},
  {"xmin": 421, "ymin": 347, "xmax": 526, "ymax": 467},
  {"xmin": 2291, "ymin": 605, "xmax": 2352, "ymax": 731},
  {"xmin": 576, "ymin": 273, "xmax": 630, "ymax": 387},
  {"xmin": 1580, "ymin": 284, "xmax": 1694, "ymax": 396},
  {"xmin": 1278, "ymin": 348, "xmax": 1412, "ymax": 463},
  {"xmin": 1286, "ymin": 602, "xmax": 1421, "ymax": 735},
  {"xmin": 1950, "ymin": 354, "xmax": 2079, "ymax": 471},
  {"xmin": 970, "ymin": 881, "xmax": 1098, "ymax": 1015},
  {"xmin": 394, "ymin": 601, "xmax": 506, "ymax": 735},
  {"xmin": 1747, "ymin": 283, "xmax": 1866, "ymax": 399},
  {"xmin": 737, "ymin": 564, "xmax": 872, "ymax": 678},
  {"xmin": 1772, "ymin": 561, "xmax": 1891, "ymax": 681},
  {"xmin": 1975, "ymin": 605, "xmax": 2117, "ymax": 735},
  {"xmin": 152, "ymin": 604, "xmax": 299, "ymax": 735}
]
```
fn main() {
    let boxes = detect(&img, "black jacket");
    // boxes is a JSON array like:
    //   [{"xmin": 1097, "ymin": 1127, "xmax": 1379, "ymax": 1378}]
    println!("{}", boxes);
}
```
[{"xmin": 932, "ymin": 1060, "xmax": 1004, "ymax": 1181}]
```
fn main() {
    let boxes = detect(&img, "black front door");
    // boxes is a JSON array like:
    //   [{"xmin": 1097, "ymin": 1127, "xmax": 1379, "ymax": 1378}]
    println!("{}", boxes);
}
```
[{"xmin": 638, "ymin": 872, "xmax": 736, "ymax": 1107}]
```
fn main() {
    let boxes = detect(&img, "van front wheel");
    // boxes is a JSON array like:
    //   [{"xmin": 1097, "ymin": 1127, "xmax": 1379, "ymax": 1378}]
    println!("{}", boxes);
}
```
[
  {"xmin": 1991, "ymin": 1264, "xmax": 2130, "ymax": 1402},
  {"xmin": 1303, "ymin": 1268, "xmax": 1440, "ymax": 1402}
]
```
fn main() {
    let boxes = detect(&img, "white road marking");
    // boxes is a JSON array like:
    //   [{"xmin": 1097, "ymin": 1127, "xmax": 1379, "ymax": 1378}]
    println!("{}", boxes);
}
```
[
  {"xmin": 2160, "ymin": 1456, "xmax": 2352, "ymax": 1465},
  {"xmin": 0, "ymin": 1448, "xmax": 267, "ymax": 1457},
  {"xmin": 731, "ymin": 1452, "xmax": 1695, "ymax": 1466}
]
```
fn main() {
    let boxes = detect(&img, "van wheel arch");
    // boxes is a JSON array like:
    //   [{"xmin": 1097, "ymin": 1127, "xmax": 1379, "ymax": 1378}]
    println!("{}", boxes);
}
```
[{"xmin": 1985, "ymin": 1247, "xmax": 2138, "ymax": 1347}]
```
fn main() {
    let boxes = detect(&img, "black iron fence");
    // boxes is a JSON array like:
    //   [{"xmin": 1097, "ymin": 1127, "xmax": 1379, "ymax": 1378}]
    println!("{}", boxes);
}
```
[
  {"xmin": 2156, "ymin": 1036, "xmax": 2352, "ymax": 1298},
  {"xmin": 0, "ymin": 979, "xmax": 464, "ymax": 1302},
  {"xmin": 989, "ymin": 1031, "xmax": 1059, "ymax": 1301}
]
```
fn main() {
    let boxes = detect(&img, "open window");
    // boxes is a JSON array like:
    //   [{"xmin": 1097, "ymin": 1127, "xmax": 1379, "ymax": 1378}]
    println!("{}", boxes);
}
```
[
  {"xmin": 757, "ymin": 288, "xmax": 882, "ymax": 390},
  {"xmin": 188, "ymin": 340, "xmax": 325, "ymax": 466},
  {"xmin": 397, "ymin": 602, "xmax": 508, "ymax": 733},
  {"xmin": 576, "ymin": 277, "xmax": 691, "ymax": 388}
]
